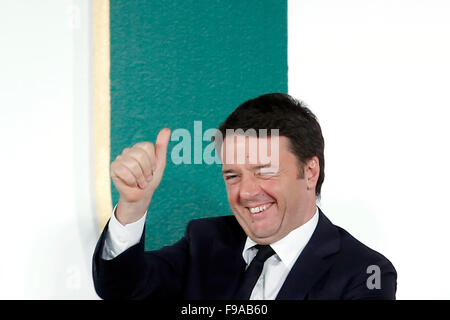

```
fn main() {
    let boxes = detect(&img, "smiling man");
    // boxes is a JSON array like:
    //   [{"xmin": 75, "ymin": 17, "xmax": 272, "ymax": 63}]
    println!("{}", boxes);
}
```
[
  {"xmin": 92, "ymin": 93, "xmax": 397, "ymax": 300},
  {"xmin": 221, "ymin": 135, "xmax": 317, "ymax": 246}
]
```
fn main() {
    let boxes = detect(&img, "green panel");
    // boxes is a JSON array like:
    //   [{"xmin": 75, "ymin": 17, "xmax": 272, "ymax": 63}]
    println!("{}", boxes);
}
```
[{"xmin": 110, "ymin": 0, "xmax": 287, "ymax": 250}]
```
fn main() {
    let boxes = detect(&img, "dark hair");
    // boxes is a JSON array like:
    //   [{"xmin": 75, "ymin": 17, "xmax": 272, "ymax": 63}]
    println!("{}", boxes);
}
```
[{"xmin": 216, "ymin": 93, "xmax": 325, "ymax": 197}]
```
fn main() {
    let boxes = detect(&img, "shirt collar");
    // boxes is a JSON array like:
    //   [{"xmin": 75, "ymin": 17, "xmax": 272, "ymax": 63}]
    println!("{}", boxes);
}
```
[{"xmin": 242, "ymin": 207, "xmax": 319, "ymax": 270}]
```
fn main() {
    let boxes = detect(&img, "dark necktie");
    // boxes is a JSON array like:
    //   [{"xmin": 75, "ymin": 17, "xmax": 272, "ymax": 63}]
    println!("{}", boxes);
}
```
[{"xmin": 233, "ymin": 245, "xmax": 276, "ymax": 299}]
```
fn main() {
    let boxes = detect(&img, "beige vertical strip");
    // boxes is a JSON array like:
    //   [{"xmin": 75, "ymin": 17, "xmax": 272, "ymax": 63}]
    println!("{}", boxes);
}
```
[{"xmin": 93, "ymin": 0, "xmax": 112, "ymax": 231}]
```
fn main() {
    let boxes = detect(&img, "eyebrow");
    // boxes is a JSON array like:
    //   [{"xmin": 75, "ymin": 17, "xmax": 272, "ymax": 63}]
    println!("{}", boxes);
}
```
[
  {"xmin": 222, "ymin": 169, "xmax": 236, "ymax": 175},
  {"xmin": 251, "ymin": 164, "xmax": 272, "ymax": 171}
]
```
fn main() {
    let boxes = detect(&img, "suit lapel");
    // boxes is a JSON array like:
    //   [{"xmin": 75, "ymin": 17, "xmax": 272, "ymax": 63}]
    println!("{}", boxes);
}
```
[
  {"xmin": 204, "ymin": 216, "xmax": 247, "ymax": 299},
  {"xmin": 276, "ymin": 210, "xmax": 341, "ymax": 300}
]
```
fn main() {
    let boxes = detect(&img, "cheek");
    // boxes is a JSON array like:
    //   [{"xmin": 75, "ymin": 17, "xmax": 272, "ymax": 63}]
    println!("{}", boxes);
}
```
[
  {"xmin": 259, "ymin": 180, "xmax": 281, "ymax": 200},
  {"xmin": 225, "ymin": 184, "xmax": 240, "ymax": 205},
  {"xmin": 283, "ymin": 179, "xmax": 306, "ymax": 207},
  {"xmin": 259, "ymin": 178, "xmax": 297, "ymax": 213}
]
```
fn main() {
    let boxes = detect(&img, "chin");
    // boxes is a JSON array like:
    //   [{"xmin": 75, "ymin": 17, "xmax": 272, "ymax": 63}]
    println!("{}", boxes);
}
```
[
  {"xmin": 248, "ymin": 231, "xmax": 279, "ymax": 245},
  {"xmin": 234, "ymin": 208, "xmax": 281, "ymax": 240},
  {"xmin": 248, "ymin": 223, "xmax": 280, "ymax": 240}
]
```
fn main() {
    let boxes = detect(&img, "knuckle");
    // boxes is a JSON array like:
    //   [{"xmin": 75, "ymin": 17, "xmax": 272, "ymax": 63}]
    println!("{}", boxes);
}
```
[
  {"xmin": 120, "ymin": 169, "xmax": 136, "ymax": 185},
  {"xmin": 132, "ymin": 148, "xmax": 147, "ymax": 162},
  {"xmin": 138, "ymin": 141, "xmax": 155, "ymax": 154},
  {"xmin": 136, "ymin": 141, "xmax": 153, "ymax": 149},
  {"xmin": 136, "ymin": 146, "xmax": 155, "ymax": 166},
  {"xmin": 110, "ymin": 160, "xmax": 122, "ymax": 173},
  {"xmin": 125, "ymin": 160, "xmax": 138, "ymax": 173},
  {"xmin": 128, "ymin": 159, "xmax": 144, "ymax": 176},
  {"xmin": 115, "ymin": 164, "xmax": 128, "ymax": 175},
  {"xmin": 113, "ymin": 165, "xmax": 128, "ymax": 180}
]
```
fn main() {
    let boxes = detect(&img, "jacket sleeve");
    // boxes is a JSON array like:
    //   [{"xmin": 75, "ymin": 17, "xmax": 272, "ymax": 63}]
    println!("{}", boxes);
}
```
[
  {"xmin": 341, "ymin": 257, "xmax": 397, "ymax": 300},
  {"xmin": 92, "ymin": 219, "xmax": 191, "ymax": 299}
]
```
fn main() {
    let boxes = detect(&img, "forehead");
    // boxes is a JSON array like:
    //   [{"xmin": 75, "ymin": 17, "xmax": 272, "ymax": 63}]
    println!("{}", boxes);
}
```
[{"xmin": 221, "ymin": 135, "xmax": 291, "ymax": 167}]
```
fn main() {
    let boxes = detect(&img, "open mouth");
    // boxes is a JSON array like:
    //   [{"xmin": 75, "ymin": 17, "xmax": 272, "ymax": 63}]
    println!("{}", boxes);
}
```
[{"xmin": 246, "ymin": 202, "xmax": 274, "ymax": 218}]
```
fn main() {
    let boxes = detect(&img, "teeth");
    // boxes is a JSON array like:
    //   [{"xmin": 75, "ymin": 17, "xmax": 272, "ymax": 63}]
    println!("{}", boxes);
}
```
[{"xmin": 250, "ymin": 205, "xmax": 268, "ymax": 214}]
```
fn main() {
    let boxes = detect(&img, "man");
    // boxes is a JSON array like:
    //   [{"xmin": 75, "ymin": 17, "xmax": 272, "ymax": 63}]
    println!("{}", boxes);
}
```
[{"xmin": 92, "ymin": 93, "xmax": 397, "ymax": 299}]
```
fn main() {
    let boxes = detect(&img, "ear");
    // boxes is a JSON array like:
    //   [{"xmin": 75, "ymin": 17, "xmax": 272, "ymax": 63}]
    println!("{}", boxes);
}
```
[{"xmin": 305, "ymin": 156, "xmax": 320, "ymax": 191}]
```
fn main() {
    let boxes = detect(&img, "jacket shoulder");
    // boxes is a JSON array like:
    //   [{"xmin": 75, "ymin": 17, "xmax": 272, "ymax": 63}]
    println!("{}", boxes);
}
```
[
  {"xmin": 334, "ymin": 224, "xmax": 396, "ymax": 273},
  {"xmin": 329, "ymin": 223, "xmax": 397, "ymax": 299},
  {"xmin": 186, "ymin": 215, "xmax": 246, "ymax": 243}
]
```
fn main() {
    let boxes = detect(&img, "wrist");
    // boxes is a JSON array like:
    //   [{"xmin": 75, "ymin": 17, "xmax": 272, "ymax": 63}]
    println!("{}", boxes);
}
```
[{"xmin": 116, "ymin": 198, "xmax": 151, "ymax": 225}]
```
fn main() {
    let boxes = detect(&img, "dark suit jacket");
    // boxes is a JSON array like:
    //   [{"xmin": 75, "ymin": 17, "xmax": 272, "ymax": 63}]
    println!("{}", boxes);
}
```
[{"xmin": 92, "ymin": 209, "xmax": 397, "ymax": 299}]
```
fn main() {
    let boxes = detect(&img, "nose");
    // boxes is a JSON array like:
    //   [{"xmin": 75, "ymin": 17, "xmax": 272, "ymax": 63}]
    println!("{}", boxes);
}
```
[{"xmin": 239, "ymin": 174, "xmax": 261, "ymax": 202}]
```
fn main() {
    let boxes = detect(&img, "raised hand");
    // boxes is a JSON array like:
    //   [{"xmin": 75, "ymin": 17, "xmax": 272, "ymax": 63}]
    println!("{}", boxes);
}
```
[{"xmin": 110, "ymin": 128, "xmax": 171, "ymax": 225}]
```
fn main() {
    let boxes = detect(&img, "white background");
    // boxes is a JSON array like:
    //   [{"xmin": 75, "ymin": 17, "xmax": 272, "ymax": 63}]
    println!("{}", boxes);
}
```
[
  {"xmin": 289, "ymin": 0, "xmax": 450, "ymax": 299},
  {"xmin": 0, "ymin": 0, "xmax": 98, "ymax": 299},
  {"xmin": 0, "ymin": 0, "xmax": 449, "ymax": 299}
]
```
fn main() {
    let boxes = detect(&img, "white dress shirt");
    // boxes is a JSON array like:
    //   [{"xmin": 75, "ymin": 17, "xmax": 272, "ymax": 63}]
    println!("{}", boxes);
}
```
[
  {"xmin": 243, "ymin": 208, "xmax": 319, "ymax": 300},
  {"xmin": 102, "ymin": 206, "xmax": 319, "ymax": 300},
  {"xmin": 101, "ymin": 205, "xmax": 147, "ymax": 260}
]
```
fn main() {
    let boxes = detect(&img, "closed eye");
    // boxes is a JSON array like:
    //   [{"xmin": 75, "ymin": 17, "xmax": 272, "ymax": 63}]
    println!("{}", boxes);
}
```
[
  {"xmin": 257, "ymin": 169, "xmax": 279, "ymax": 177},
  {"xmin": 259, "ymin": 171, "xmax": 276, "ymax": 175}
]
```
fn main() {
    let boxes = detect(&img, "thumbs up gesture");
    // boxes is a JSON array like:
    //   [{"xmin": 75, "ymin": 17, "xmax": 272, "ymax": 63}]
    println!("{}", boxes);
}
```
[{"xmin": 111, "ymin": 128, "xmax": 171, "ymax": 225}]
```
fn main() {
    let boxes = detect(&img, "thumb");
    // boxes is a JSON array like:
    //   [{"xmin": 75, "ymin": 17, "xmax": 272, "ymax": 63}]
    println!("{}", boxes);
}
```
[{"xmin": 155, "ymin": 128, "xmax": 171, "ymax": 172}]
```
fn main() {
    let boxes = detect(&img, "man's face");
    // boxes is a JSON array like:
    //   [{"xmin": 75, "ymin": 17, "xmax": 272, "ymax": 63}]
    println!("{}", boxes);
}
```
[{"xmin": 221, "ymin": 135, "xmax": 318, "ymax": 244}]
